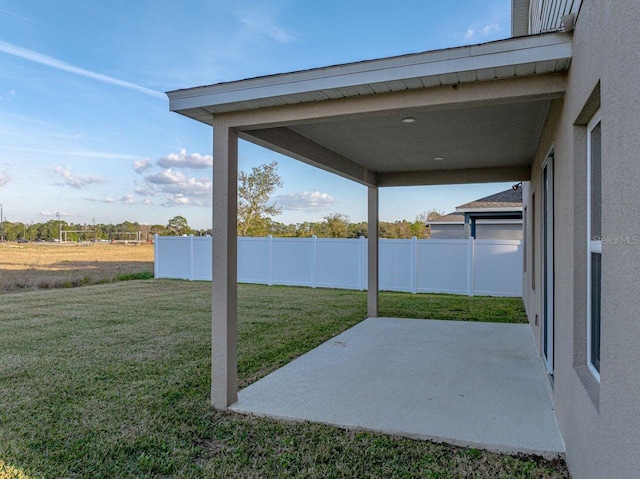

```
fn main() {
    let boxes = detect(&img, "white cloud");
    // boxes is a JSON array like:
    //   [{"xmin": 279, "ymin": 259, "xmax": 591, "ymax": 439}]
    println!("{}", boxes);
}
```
[
  {"xmin": 274, "ymin": 190, "xmax": 335, "ymax": 211},
  {"xmin": 162, "ymin": 193, "xmax": 211, "ymax": 207},
  {"xmin": 142, "ymin": 170, "xmax": 212, "ymax": 204},
  {"xmin": 134, "ymin": 184, "xmax": 156, "ymax": 197},
  {"xmin": 239, "ymin": 14, "xmax": 295, "ymax": 43},
  {"xmin": 0, "ymin": 89, "xmax": 16, "ymax": 103},
  {"xmin": 84, "ymin": 195, "xmax": 135, "ymax": 204},
  {"xmin": 133, "ymin": 158, "xmax": 153, "ymax": 173},
  {"xmin": 142, "ymin": 198, "xmax": 152, "ymax": 206},
  {"xmin": 134, "ymin": 151, "xmax": 214, "ymax": 207},
  {"xmin": 40, "ymin": 210, "xmax": 73, "ymax": 217},
  {"xmin": 53, "ymin": 165, "xmax": 104, "ymax": 189},
  {"xmin": 0, "ymin": 171, "xmax": 11, "ymax": 186},
  {"xmin": 159, "ymin": 176, "xmax": 212, "ymax": 196},
  {"xmin": 0, "ymin": 39, "xmax": 165, "ymax": 99},
  {"xmin": 157, "ymin": 149, "xmax": 213, "ymax": 169},
  {"xmin": 144, "ymin": 168, "xmax": 187, "ymax": 185},
  {"xmin": 465, "ymin": 23, "xmax": 500, "ymax": 40}
]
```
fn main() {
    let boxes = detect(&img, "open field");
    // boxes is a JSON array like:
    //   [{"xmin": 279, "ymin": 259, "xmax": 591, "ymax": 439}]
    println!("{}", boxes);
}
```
[
  {"xmin": 0, "ymin": 242, "xmax": 154, "ymax": 293},
  {"xmin": 0, "ymin": 281, "xmax": 567, "ymax": 478}
]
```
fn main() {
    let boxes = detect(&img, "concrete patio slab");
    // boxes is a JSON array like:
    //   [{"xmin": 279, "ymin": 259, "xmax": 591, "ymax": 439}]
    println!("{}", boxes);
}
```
[{"xmin": 230, "ymin": 317, "xmax": 565, "ymax": 458}]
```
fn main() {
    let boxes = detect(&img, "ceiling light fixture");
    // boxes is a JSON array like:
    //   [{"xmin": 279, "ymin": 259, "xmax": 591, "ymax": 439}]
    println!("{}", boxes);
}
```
[
  {"xmin": 401, "ymin": 117, "xmax": 416, "ymax": 123},
  {"xmin": 434, "ymin": 157, "xmax": 444, "ymax": 161}
]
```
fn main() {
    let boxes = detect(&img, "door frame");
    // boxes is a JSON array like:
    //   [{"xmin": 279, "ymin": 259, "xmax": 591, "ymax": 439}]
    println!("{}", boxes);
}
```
[{"xmin": 541, "ymin": 151, "xmax": 555, "ymax": 377}]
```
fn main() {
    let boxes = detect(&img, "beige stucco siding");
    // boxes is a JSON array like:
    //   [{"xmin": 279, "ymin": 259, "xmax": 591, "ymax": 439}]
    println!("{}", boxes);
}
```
[{"xmin": 524, "ymin": 1, "xmax": 640, "ymax": 477}]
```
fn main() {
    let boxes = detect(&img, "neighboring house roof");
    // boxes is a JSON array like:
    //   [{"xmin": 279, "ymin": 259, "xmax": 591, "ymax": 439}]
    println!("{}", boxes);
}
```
[
  {"xmin": 457, "ymin": 188, "xmax": 522, "ymax": 209},
  {"xmin": 428, "ymin": 188, "xmax": 523, "ymax": 224},
  {"xmin": 428, "ymin": 213, "xmax": 465, "ymax": 224}
]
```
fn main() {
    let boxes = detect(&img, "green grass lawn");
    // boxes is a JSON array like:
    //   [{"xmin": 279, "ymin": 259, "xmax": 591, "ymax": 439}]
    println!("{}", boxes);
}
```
[{"xmin": 0, "ymin": 281, "xmax": 567, "ymax": 478}]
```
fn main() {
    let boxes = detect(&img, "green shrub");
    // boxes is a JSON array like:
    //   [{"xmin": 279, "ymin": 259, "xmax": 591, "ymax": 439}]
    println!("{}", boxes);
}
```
[{"xmin": 116, "ymin": 271, "xmax": 154, "ymax": 281}]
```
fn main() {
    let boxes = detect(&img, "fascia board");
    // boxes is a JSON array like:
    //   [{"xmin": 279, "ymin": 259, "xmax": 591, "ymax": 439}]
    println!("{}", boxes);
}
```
[{"xmin": 168, "ymin": 34, "xmax": 571, "ymax": 113}]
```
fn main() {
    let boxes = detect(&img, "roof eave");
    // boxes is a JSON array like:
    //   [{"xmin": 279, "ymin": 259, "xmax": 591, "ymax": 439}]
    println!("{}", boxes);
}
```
[
  {"xmin": 456, "ymin": 206, "xmax": 524, "ymax": 213},
  {"xmin": 167, "ymin": 32, "xmax": 572, "ymax": 121}
]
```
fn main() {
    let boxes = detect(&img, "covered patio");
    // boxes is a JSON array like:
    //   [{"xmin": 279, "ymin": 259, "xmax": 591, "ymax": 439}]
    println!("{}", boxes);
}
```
[
  {"xmin": 167, "ymin": 32, "xmax": 571, "ymax": 455},
  {"xmin": 231, "ymin": 317, "xmax": 564, "ymax": 458}
]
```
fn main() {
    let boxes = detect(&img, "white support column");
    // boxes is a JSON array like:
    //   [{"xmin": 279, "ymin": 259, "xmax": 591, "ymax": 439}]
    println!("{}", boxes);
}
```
[
  {"xmin": 367, "ymin": 186, "xmax": 379, "ymax": 317},
  {"xmin": 211, "ymin": 124, "xmax": 238, "ymax": 409}
]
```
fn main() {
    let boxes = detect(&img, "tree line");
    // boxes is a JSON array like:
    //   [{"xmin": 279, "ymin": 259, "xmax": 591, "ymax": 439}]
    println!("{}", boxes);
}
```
[
  {"xmin": 0, "ymin": 219, "xmax": 207, "ymax": 242},
  {"xmin": 0, "ymin": 214, "xmax": 435, "ymax": 242}
]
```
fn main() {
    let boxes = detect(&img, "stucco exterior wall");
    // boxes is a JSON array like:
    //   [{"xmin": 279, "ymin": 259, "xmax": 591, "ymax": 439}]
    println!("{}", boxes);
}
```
[{"xmin": 524, "ymin": 1, "xmax": 640, "ymax": 477}]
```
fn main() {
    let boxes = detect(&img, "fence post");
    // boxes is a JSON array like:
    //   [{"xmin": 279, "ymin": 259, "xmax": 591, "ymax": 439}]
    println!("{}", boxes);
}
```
[
  {"xmin": 189, "ymin": 234, "xmax": 194, "ymax": 281},
  {"xmin": 359, "ymin": 236, "xmax": 366, "ymax": 291},
  {"xmin": 467, "ymin": 237, "xmax": 475, "ymax": 296},
  {"xmin": 411, "ymin": 236, "xmax": 417, "ymax": 294},
  {"xmin": 154, "ymin": 234, "xmax": 158, "ymax": 278},
  {"xmin": 268, "ymin": 235, "xmax": 273, "ymax": 286},
  {"xmin": 312, "ymin": 235, "xmax": 317, "ymax": 288}
]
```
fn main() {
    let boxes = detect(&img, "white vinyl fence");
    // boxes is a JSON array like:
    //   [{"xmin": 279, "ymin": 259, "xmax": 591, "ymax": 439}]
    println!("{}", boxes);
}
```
[{"xmin": 154, "ymin": 235, "xmax": 523, "ymax": 297}]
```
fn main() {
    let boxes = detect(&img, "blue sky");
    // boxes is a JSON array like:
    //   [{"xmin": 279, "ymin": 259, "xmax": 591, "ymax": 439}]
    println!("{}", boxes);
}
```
[{"xmin": 0, "ymin": 0, "xmax": 513, "ymax": 229}]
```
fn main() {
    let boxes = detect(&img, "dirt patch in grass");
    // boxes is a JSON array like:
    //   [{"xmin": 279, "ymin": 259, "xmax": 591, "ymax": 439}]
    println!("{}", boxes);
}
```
[{"xmin": 0, "ymin": 242, "xmax": 153, "ymax": 293}]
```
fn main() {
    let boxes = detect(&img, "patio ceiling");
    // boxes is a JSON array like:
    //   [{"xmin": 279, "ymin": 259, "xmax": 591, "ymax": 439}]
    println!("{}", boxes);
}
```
[{"xmin": 168, "ymin": 33, "xmax": 571, "ymax": 187}]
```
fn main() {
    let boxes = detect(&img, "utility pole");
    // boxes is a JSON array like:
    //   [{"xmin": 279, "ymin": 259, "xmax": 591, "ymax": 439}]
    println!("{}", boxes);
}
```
[
  {"xmin": 92, "ymin": 217, "xmax": 96, "ymax": 243},
  {"xmin": 0, "ymin": 203, "xmax": 3, "ymax": 242}
]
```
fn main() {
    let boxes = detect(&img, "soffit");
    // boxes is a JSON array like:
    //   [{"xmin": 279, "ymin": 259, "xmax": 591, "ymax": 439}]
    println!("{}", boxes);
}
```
[{"xmin": 286, "ymin": 99, "xmax": 551, "ymax": 173}]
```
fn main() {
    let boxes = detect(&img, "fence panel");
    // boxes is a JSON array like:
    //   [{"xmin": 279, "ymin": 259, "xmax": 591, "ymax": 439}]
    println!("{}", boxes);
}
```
[
  {"xmin": 238, "ymin": 237, "xmax": 270, "ymax": 284},
  {"xmin": 415, "ymin": 239, "xmax": 469, "ymax": 294},
  {"xmin": 154, "ymin": 235, "xmax": 523, "ymax": 297},
  {"xmin": 154, "ymin": 236, "xmax": 193, "ymax": 280},
  {"xmin": 473, "ymin": 240, "xmax": 523, "ymax": 296},
  {"xmin": 192, "ymin": 236, "xmax": 213, "ymax": 281},
  {"xmin": 270, "ymin": 237, "xmax": 315, "ymax": 287},
  {"xmin": 379, "ymin": 239, "xmax": 414, "ymax": 292},
  {"xmin": 316, "ymin": 238, "xmax": 364, "ymax": 290}
]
